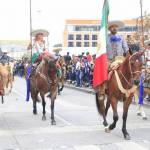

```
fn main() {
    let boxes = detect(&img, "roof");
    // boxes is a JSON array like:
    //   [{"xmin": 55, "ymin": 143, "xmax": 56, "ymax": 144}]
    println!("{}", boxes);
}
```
[{"xmin": 66, "ymin": 19, "xmax": 137, "ymax": 26}]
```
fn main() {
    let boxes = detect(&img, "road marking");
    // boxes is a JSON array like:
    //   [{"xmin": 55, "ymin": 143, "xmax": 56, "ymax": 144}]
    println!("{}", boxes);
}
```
[
  {"xmin": 74, "ymin": 145, "xmax": 101, "ymax": 150},
  {"xmin": 115, "ymin": 141, "xmax": 149, "ymax": 150},
  {"xmin": 12, "ymin": 89, "xmax": 72, "ymax": 126}
]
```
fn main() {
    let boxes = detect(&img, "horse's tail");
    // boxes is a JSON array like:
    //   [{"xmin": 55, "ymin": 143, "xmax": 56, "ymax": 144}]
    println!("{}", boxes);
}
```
[{"xmin": 95, "ymin": 92, "xmax": 105, "ymax": 116}]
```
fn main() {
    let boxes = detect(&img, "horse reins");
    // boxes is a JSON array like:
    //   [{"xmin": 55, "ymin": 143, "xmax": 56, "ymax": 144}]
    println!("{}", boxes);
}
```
[{"xmin": 118, "ymin": 52, "xmax": 141, "ymax": 87}]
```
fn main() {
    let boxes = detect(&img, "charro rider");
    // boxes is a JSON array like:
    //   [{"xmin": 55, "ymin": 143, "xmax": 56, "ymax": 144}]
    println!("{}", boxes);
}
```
[
  {"xmin": 31, "ymin": 29, "xmax": 51, "ymax": 66},
  {"xmin": 0, "ymin": 50, "xmax": 11, "ymax": 65},
  {"xmin": 27, "ymin": 29, "xmax": 53, "ymax": 77},
  {"xmin": 99, "ymin": 21, "xmax": 129, "ymax": 99}
]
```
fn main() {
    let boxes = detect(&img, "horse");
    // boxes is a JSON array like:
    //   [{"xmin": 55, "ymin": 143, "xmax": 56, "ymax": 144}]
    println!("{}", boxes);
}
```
[
  {"xmin": 95, "ymin": 52, "xmax": 143, "ymax": 140},
  {"xmin": 0, "ymin": 63, "xmax": 13, "ymax": 103},
  {"xmin": 56, "ymin": 56, "xmax": 66, "ymax": 95},
  {"xmin": 28, "ymin": 56, "xmax": 58, "ymax": 125}
]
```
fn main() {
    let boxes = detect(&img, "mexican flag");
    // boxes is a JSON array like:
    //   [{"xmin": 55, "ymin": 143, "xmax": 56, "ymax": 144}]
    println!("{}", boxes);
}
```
[{"xmin": 93, "ymin": 0, "xmax": 109, "ymax": 88}]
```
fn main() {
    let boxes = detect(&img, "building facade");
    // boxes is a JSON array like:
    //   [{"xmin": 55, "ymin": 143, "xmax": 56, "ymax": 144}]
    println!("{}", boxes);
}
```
[{"xmin": 62, "ymin": 19, "xmax": 149, "ymax": 55}]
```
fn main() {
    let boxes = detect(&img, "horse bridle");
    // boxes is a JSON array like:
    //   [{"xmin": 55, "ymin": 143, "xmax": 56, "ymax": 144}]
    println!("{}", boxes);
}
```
[
  {"xmin": 128, "ymin": 52, "xmax": 142, "ymax": 79},
  {"xmin": 118, "ymin": 52, "xmax": 142, "ymax": 87}
]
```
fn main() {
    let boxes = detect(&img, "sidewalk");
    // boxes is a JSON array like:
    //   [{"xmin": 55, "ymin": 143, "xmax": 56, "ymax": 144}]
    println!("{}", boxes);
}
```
[{"xmin": 65, "ymin": 83, "xmax": 150, "ymax": 107}]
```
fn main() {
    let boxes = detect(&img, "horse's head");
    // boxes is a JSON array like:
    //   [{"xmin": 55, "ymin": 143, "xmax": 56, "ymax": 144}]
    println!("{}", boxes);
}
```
[
  {"xmin": 128, "ymin": 52, "xmax": 143, "ymax": 85},
  {"xmin": 48, "ymin": 59, "xmax": 57, "ymax": 79},
  {"xmin": 57, "ymin": 56, "xmax": 66, "ymax": 67}
]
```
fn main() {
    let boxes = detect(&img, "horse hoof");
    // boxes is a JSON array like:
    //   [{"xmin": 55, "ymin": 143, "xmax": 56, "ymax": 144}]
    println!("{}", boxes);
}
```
[
  {"xmin": 124, "ymin": 134, "xmax": 131, "ymax": 140},
  {"xmin": 42, "ymin": 116, "xmax": 46, "ymax": 121},
  {"xmin": 137, "ymin": 112, "xmax": 142, "ymax": 116},
  {"xmin": 33, "ymin": 110, "xmax": 37, "ymax": 115},
  {"xmin": 143, "ymin": 117, "xmax": 148, "ymax": 120},
  {"xmin": 105, "ymin": 127, "xmax": 110, "ymax": 133},
  {"xmin": 51, "ymin": 120, "xmax": 56, "ymax": 125}
]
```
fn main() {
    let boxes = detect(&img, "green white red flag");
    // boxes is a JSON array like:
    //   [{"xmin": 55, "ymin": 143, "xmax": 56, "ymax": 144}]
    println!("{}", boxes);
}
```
[{"xmin": 93, "ymin": 0, "xmax": 109, "ymax": 88}]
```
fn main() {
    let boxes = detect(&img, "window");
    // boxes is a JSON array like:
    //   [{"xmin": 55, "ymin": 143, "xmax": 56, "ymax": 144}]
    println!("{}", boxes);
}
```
[
  {"xmin": 76, "ymin": 34, "xmax": 82, "ymax": 40},
  {"xmin": 84, "ymin": 42, "xmax": 89, "ymax": 47},
  {"xmin": 75, "ymin": 25, "xmax": 100, "ymax": 31},
  {"xmin": 68, "ymin": 34, "xmax": 74, "ymax": 40},
  {"xmin": 76, "ymin": 42, "xmax": 82, "ymax": 47},
  {"xmin": 68, "ymin": 42, "xmax": 74, "ymax": 47},
  {"xmin": 92, "ymin": 35, "xmax": 98, "ymax": 40},
  {"xmin": 92, "ymin": 42, "xmax": 97, "ymax": 47},
  {"xmin": 84, "ymin": 35, "xmax": 89, "ymax": 40}
]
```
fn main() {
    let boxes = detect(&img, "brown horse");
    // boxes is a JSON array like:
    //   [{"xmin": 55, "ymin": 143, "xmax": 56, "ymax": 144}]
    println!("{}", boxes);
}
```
[
  {"xmin": 95, "ymin": 52, "xmax": 143, "ymax": 140},
  {"xmin": 0, "ymin": 64, "xmax": 13, "ymax": 103},
  {"xmin": 56, "ymin": 56, "xmax": 66, "ymax": 95},
  {"xmin": 29, "ymin": 57, "xmax": 58, "ymax": 125}
]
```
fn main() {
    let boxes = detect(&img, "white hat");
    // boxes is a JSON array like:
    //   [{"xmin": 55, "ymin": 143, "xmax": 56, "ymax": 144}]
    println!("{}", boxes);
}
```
[
  {"xmin": 32, "ymin": 29, "xmax": 49, "ymax": 37},
  {"xmin": 53, "ymin": 47, "xmax": 62, "ymax": 52},
  {"xmin": 144, "ymin": 40, "xmax": 150, "ymax": 46},
  {"xmin": 108, "ymin": 21, "xmax": 124, "ymax": 30},
  {"xmin": 2, "ymin": 49, "xmax": 8, "ymax": 53}
]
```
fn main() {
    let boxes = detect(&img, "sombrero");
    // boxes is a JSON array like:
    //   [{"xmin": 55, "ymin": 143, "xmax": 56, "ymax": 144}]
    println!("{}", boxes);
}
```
[
  {"xmin": 2, "ymin": 49, "xmax": 8, "ymax": 53},
  {"xmin": 32, "ymin": 29, "xmax": 49, "ymax": 37},
  {"xmin": 108, "ymin": 21, "xmax": 124, "ymax": 30},
  {"xmin": 53, "ymin": 47, "xmax": 62, "ymax": 52}
]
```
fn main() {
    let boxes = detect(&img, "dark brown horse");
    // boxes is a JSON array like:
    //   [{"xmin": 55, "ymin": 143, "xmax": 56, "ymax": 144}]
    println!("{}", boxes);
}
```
[
  {"xmin": 56, "ymin": 56, "xmax": 66, "ymax": 95},
  {"xmin": 95, "ymin": 52, "xmax": 143, "ymax": 140},
  {"xmin": 29, "ymin": 57, "xmax": 58, "ymax": 125}
]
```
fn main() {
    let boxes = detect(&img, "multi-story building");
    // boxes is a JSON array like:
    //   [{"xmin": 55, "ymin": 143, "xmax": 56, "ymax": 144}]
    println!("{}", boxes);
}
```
[{"xmin": 62, "ymin": 19, "xmax": 149, "ymax": 55}]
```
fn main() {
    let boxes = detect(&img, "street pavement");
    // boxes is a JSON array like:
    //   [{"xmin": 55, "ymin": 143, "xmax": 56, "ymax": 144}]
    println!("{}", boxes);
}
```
[{"xmin": 0, "ymin": 77, "xmax": 150, "ymax": 150}]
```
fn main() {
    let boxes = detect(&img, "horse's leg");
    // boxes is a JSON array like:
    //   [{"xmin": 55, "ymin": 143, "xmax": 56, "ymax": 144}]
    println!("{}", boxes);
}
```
[
  {"xmin": 59, "ymin": 79, "xmax": 64, "ymax": 92},
  {"xmin": 109, "ymin": 97, "xmax": 119, "ymax": 131},
  {"xmin": 105, "ymin": 98, "xmax": 110, "ymax": 116},
  {"xmin": 50, "ymin": 99, "xmax": 56, "ymax": 125},
  {"xmin": 57, "ymin": 83, "xmax": 60, "ymax": 95},
  {"xmin": 31, "ymin": 91, "xmax": 38, "ymax": 115},
  {"xmin": 41, "ymin": 94, "xmax": 46, "ymax": 121},
  {"xmin": 122, "ymin": 98, "xmax": 132, "ymax": 140},
  {"xmin": 1, "ymin": 96, "xmax": 4, "ymax": 104}
]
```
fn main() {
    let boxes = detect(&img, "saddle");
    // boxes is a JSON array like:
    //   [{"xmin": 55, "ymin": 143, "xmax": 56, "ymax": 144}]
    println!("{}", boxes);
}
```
[{"xmin": 108, "ymin": 56, "xmax": 125, "ymax": 80}]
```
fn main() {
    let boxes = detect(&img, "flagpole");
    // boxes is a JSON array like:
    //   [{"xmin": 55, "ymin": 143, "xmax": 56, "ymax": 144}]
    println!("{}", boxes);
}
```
[{"xmin": 30, "ymin": 0, "xmax": 32, "ymax": 63}]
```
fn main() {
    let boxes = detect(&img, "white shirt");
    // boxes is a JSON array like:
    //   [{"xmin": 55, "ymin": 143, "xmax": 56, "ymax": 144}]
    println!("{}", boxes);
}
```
[
  {"xmin": 76, "ymin": 61, "xmax": 81, "ymax": 70},
  {"xmin": 145, "ymin": 49, "xmax": 150, "ymax": 61},
  {"xmin": 32, "ymin": 41, "xmax": 48, "ymax": 54}
]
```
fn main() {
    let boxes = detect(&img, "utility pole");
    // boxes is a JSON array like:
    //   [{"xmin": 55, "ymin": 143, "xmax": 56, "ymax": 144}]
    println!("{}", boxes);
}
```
[
  {"xmin": 30, "ymin": 0, "xmax": 32, "ymax": 62},
  {"xmin": 140, "ymin": 0, "xmax": 144, "ymax": 47}
]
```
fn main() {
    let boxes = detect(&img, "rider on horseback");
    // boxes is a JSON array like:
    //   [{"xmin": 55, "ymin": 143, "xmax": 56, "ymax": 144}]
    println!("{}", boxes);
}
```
[
  {"xmin": 0, "ymin": 50, "xmax": 11, "ymax": 65},
  {"xmin": 98, "ymin": 21, "xmax": 129, "ymax": 99},
  {"xmin": 27, "ymin": 29, "xmax": 54, "ymax": 77}
]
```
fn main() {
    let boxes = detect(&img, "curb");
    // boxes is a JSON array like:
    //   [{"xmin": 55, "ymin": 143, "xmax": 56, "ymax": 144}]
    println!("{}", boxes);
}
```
[
  {"xmin": 65, "ymin": 84, "xmax": 150, "ymax": 107},
  {"xmin": 64, "ymin": 84, "xmax": 95, "ymax": 95}
]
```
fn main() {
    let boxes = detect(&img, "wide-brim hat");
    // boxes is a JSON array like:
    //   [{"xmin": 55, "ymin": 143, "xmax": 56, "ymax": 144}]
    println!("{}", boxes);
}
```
[
  {"xmin": 53, "ymin": 47, "xmax": 62, "ymax": 52},
  {"xmin": 32, "ymin": 29, "xmax": 49, "ymax": 37},
  {"xmin": 2, "ymin": 49, "xmax": 8, "ymax": 53},
  {"xmin": 144, "ymin": 40, "xmax": 150, "ymax": 46},
  {"xmin": 108, "ymin": 21, "xmax": 124, "ymax": 30}
]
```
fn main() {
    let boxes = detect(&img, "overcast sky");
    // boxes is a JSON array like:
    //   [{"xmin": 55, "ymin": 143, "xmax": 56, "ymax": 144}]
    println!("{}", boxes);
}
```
[{"xmin": 0, "ymin": 0, "xmax": 149, "ymax": 47}]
